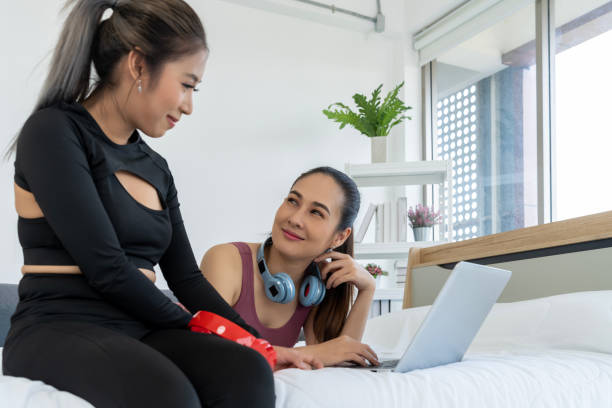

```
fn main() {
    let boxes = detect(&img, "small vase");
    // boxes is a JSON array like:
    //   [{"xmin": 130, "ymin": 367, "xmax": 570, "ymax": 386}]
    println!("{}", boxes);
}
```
[
  {"xmin": 375, "ymin": 274, "xmax": 390, "ymax": 288},
  {"xmin": 370, "ymin": 136, "xmax": 387, "ymax": 163},
  {"xmin": 413, "ymin": 227, "xmax": 433, "ymax": 242}
]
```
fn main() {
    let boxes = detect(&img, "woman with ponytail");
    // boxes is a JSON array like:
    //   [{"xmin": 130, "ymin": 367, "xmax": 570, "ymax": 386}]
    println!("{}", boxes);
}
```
[
  {"xmin": 3, "ymin": 1, "xmax": 315, "ymax": 406},
  {"xmin": 201, "ymin": 167, "xmax": 380, "ymax": 367}
]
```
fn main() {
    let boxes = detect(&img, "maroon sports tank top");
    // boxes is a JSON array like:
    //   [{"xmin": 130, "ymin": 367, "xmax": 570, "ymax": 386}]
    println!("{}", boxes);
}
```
[{"xmin": 231, "ymin": 242, "xmax": 311, "ymax": 347}]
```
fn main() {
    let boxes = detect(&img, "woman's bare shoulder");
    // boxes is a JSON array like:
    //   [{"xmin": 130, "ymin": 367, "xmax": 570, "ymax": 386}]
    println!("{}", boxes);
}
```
[
  {"xmin": 200, "ymin": 243, "xmax": 245, "ymax": 305},
  {"xmin": 244, "ymin": 242, "xmax": 261, "ymax": 254},
  {"xmin": 200, "ymin": 243, "xmax": 242, "ymax": 269}
]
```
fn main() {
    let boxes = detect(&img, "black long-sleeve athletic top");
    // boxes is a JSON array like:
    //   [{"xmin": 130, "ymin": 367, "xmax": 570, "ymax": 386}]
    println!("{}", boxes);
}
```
[{"xmin": 14, "ymin": 102, "xmax": 257, "ymax": 336}]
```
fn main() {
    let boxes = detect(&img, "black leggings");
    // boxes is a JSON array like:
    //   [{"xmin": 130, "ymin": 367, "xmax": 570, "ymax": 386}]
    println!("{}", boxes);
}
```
[{"xmin": 2, "ymin": 321, "xmax": 275, "ymax": 408}]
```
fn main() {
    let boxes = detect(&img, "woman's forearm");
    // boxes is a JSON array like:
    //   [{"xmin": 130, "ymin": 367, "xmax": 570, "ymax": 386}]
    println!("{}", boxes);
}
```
[{"xmin": 339, "ymin": 287, "xmax": 375, "ymax": 340}]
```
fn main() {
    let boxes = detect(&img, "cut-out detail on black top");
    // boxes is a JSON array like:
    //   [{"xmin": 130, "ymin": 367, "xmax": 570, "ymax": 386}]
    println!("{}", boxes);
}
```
[
  {"xmin": 114, "ymin": 170, "xmax": 165, "ymax": 212},
  {"xmin": 12, "ymin": 102, "xmax": 258, "ymax": 335}
]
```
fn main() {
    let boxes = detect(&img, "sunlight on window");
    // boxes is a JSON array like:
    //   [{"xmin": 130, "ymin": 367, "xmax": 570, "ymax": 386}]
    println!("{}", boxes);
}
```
[{"xmin": 555, "ymin": 29, "xmax": 612, "ymax": 220}]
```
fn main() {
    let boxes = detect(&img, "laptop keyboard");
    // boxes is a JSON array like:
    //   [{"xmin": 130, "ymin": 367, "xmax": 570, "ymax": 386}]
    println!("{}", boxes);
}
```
[{"xmin": 375, "ymin": 359, "xmax": 399, "ymax": 369}]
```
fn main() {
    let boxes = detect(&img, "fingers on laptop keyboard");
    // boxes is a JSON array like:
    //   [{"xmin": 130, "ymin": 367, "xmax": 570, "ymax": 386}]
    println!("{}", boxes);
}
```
[
  {"xmin": 349, "ymin": 353, "xmax": 369, "ymax": 367},
  {"xmin": 365, "ymin": 345, "xmax": 379, "ymax": 366},
  {"xmin": 351, "ymin": 348, "xmax": 378, "ymax": 366}
]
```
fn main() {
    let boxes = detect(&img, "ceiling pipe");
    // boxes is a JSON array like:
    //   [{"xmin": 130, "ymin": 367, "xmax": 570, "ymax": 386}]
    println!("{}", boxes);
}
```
[{"xmin": 293, "ymin": 0, "xmax": 385, "ymax": 32}]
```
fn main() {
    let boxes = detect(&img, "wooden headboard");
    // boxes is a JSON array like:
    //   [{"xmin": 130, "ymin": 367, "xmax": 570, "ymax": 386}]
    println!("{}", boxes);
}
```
[{"xmin": 403, "ymin": 210, "xmax": 612, "ymax": 308}]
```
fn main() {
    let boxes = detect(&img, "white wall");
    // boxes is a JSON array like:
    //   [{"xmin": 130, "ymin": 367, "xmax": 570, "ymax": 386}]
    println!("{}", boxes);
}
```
[{"xmin": 0, "ymin": 0, "xmax": 419, "ymax": 285}]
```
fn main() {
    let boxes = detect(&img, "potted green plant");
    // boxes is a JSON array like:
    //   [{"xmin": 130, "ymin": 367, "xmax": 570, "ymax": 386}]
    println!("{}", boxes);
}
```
[
  {"xmin": 323, "ymin": 82, "xmax": 412, "ymax": 163},
  {"xmin": 408, "ymin": 204, "xmax": 442, "ymax": 242}
]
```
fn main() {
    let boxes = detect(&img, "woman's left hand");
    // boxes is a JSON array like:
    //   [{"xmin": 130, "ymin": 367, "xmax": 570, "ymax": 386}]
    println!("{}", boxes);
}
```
[
  {"xmin": 273, "ymin": 346, "xmax": 324, "ymax": 371},
  {"xmin": 314, "ymin": 251, "xmax": 376, "ymax": 292}
]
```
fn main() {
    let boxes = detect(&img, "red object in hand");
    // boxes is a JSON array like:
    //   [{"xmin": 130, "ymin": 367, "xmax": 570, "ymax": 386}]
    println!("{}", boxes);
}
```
[{"xmin": 188, "ymin": 311, "xmax": 277, "ymax": 369}]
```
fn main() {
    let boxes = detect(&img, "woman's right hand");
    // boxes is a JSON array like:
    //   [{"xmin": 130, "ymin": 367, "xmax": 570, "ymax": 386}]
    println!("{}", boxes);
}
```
[{"xmin": 298, "ymin": 335, "xmax": 379, "ymax": 367}]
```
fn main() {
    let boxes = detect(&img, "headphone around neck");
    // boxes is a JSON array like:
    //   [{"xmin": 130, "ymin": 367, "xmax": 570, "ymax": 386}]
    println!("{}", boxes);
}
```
[{"xmin": 257, "ymin": 237, "xmax": 327, "ymax": 307}]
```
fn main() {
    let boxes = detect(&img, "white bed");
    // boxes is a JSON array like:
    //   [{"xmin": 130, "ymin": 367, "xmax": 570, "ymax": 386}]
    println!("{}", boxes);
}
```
[
  {"xmin": 274, "ymin": 290, "xmax": 612, "ymax": 408},
  {"xmin": 2, "ymin": 212, "xmax": 612, "ymax": 407}
]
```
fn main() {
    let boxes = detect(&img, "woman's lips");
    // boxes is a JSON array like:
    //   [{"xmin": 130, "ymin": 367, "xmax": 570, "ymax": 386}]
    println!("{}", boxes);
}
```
[
  {"xmin": 167, "ymin": 115, "xmax": 178, "ymax": 128},
  {"xmin": 282, "ymin": 229, "xmax": 304, "ymax": 241}
]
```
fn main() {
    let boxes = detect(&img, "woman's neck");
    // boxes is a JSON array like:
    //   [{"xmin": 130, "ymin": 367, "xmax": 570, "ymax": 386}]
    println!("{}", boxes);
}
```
[
  {"xmin": 82, "ymin": 89, "xmax": 135, "ymax": 145},
  {"xmin": 266, "ymin": 245, "xmax": 312, "ymax": 283}
]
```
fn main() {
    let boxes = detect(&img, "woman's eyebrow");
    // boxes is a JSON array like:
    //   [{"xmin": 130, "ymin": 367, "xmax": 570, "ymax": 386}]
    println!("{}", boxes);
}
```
[{"xmin": 289, "ymin": 190, "xmax": 330, "ymax": 215}]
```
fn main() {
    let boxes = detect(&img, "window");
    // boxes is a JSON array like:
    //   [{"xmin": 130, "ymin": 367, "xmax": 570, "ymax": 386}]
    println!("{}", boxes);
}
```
[
  {"xmin": 553, "ymin": 1, "xmax": 612, "ymax": 220},
  {"xmin": 431, "ymin": 2, "xmax": 538, "ymax": 240},
  {"xmin": 418, "ymin": 0, "xmax": 612, "ymax": 241}
]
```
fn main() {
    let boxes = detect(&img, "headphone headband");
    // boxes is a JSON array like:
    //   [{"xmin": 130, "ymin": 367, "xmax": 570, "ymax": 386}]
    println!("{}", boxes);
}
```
[{"xmin": 256, "ymin": 237, "xmax": 273, "ymax": 276}]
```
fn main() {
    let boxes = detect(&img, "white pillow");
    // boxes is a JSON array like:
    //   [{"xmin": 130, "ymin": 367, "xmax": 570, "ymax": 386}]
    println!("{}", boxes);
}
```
[
  {"xmin": 363, "ymin": 290, "xmax": 612, "ymax": 355},
  {"xmin": 523, "ymin": 290, "xmax": 612, "ymax": 353}
]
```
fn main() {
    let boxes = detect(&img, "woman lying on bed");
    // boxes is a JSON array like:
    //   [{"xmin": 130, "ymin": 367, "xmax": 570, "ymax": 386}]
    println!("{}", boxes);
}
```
[{"xmin": 201, "ymin": 167, "xmax": 380, "ymax": 367}]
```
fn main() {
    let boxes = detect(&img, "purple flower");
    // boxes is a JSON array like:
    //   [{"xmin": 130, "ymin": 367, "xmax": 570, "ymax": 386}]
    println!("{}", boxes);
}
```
[{"xmin": 407, "ymin": 204, "xmax": 442, "ymax": 227}]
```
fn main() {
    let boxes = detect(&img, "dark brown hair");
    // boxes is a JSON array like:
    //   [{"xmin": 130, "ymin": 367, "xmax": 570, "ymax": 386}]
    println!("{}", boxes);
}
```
[
  {"xmin": 7, "ymin": 0, "xmax": 207, "ymax": 155},
  {"xmin": 292, "ymin": 167, "xmax": 360, "ymax": 342}
]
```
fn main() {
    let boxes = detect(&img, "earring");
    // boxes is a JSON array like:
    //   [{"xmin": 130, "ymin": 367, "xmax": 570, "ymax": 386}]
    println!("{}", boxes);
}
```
[{"xmin": 137, "ymin": 79, "xmax": 142, "ymax": 93}]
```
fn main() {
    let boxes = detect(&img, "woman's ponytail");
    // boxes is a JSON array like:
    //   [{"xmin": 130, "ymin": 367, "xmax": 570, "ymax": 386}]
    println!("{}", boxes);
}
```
[
  {"xmin": 4, "ymin": 0, "xmax": 112, "ymax": 157},
  {"xmin": 36, "ymin": 0, "xmax": 113, "ymax": 111}
]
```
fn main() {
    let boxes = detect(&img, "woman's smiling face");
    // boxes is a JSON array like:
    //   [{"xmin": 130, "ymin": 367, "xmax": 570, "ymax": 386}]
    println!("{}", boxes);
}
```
[
  {"xmin": 129, "ymin": 49, "xmax": 207, "ymax": 138},
  {"xmin": 271, "ymin": 173, "xmax": 347, "ymax": 260}
]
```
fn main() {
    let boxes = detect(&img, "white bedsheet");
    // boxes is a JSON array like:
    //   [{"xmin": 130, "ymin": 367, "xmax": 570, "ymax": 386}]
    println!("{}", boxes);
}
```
[
  {"xmin": 0, "ymin": 358, "xmax": 93, "ymax": 408},
  {"xmin": 274, "ymin": 348, "xmax": 612, "ymax": 408},
  {"xmin": 274, "ymin": 290, "xmax": 612, "ymax": 408}
]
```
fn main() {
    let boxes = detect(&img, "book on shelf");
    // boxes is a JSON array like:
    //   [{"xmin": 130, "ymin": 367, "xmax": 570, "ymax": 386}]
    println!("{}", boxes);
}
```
[
  {"xmin": 390, "ymin": 199, "xmax": 398, "ymax": 242},
  {"xmin": 369, "ymin": 300, "xmax": 382, "ymax": 318},
  {"xmin": 354, "ymin": 203, "xmax": 376, "ymax": 243},
  {"xmin": 363, "ymin": 198, "xmax": 412, "ymax": 245},
  {"xmin": 383, "ymin": 202, "xmax": 391, "ymax": 242},
  {"xmin": 397, "ymin": 197, "xmax": 407, "ymax": 242},
  {"xmin": 394, "ymin": 260, "xmax": 408, "ymax": 288},
  {"xmin": 375, "ymin": 204, "xmax": 384, "ymax": 242}
]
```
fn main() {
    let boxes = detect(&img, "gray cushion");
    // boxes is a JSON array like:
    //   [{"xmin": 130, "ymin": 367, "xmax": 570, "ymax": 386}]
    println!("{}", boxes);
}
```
[
  {"xmin": 0, "ymin": 284, "xmax": 19, "ymax": 347},
  {"xmin": 0, "ymin": 283, "xmax": 178, "ymax": 347}
]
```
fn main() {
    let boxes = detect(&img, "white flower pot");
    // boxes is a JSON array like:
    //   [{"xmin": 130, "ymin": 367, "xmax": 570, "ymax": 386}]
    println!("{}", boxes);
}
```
[
  {"xmin": 413, "ymin": 227, "xmax": 433, "ymax": 242},
  {"xmin": 370, "ymin": 136, "xmax": 387, "ymax": 163},
  {"xmin": 375, "ymin": 274, "xmax": 391, "ymax": 288}
]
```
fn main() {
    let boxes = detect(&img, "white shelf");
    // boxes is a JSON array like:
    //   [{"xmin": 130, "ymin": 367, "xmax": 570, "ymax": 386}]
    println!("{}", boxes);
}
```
[
  {"xmin": 373, "ymin": 287, "xmax": 404, "ymax": 301},
  {"xmin": 354, "ymin": 241, "xmax": 446, "ymax": 259},
  {"xmin": 345, "ymin": 161, "xmax": 450, "ymax": 187}
]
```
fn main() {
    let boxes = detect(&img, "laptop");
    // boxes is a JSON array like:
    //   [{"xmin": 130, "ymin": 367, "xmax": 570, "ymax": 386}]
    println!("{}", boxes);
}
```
[{"xmin": 357, "ymin": 261, "xmax": 511, "ymax": 373}]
